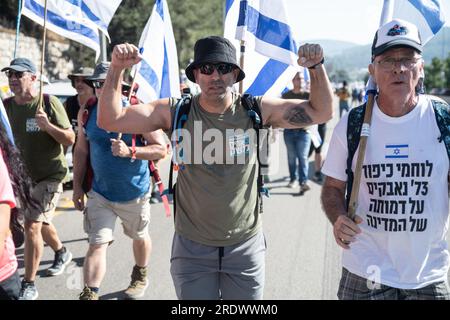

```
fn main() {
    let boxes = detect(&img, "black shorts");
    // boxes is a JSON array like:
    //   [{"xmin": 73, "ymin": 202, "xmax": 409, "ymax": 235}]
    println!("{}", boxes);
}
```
[{"xmin": 309, "ymin": 123, "xmax": 327, "ymax": 156}]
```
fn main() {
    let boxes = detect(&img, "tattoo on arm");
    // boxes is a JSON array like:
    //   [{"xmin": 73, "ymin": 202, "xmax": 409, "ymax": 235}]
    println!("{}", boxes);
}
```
[{"xmin": 283, "ymin": 105, "xmax": 312, "ymax": 126}]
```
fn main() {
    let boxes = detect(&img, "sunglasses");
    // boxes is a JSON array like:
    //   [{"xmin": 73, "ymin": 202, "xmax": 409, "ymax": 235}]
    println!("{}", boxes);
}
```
[
  {"xmin": 92, "ymin": 81, "xmax": 105, "ymax": 89},
  {"xmin": 5, "ymin": 70, "xmax": 25, "ymax": 79},
  {"xmin": 198, "ymin": 63, "xmax": 235, "ymax": 75}
]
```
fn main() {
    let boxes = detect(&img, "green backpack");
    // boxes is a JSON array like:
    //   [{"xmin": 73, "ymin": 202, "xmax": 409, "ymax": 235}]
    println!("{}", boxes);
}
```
[{"xmin": 345, "ymin": 97, "xmax": 450, "ymax": 207}]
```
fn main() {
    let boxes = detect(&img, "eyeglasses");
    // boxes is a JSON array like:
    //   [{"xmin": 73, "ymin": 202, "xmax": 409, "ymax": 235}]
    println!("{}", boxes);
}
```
[
  {"xmin": 5, "ymin": 70, "xmax": 25, "ymax": 79},
  {"xmin": 198, "ymin": 63, "xmax": 235, "ymax": 75},
  {"xmin": 376, "ymin": 57, "xmax": 421, "ymax": 70},
  {"xmin": 92, "ymin": 81, "xmax": 104, "ymax": 89}
]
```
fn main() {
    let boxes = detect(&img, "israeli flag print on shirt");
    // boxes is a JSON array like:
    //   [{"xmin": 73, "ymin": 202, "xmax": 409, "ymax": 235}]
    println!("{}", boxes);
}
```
[{"xmin": 385, "ymin": 144, "xmax": 409, "ymax": 159}]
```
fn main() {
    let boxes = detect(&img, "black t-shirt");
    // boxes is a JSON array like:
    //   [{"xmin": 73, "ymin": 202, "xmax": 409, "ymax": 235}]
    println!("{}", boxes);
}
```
[{"xmin": 64, "ymin": 95, "xmax": 80, "ymax": 132}]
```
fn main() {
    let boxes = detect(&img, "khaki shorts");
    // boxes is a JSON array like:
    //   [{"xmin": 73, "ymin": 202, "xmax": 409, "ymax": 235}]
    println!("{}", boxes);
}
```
[
  {"xmin": 83, "ymin": 190, "xmax": 151, "ymax": 245},
  {"xmin": 24, "ymin": 180, "xmax": 63, "ymax": 223}
]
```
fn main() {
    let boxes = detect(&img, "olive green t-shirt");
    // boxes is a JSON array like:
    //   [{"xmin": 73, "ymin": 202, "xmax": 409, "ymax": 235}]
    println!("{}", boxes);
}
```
[
  {"xmin": 170, "ymin": 92, "xmax": 263, "ymax": 246},
  {"xmin": 5, "ymin": 95, "xmax": 71, "ymax": 183}
]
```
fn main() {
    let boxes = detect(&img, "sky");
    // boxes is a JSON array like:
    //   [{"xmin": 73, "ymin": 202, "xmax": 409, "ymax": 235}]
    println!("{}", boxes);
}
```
[{"xmin": 284, "ymin": 0, "xmax": 450, "ymax": 45}]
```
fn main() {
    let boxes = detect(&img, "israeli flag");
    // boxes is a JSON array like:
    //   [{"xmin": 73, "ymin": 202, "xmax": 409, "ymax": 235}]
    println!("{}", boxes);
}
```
[
  {"xmin": 21, "ymin": 0, "xmax": 122, "ymax": 59},
  {"xmin": 134, "ymin": 0, "xmax": 180, "ymax": 103},
  {"xmin": 380, "ymin": 0, "xmax": 446, "ymax": 45},
  {"xmin": 224, "ymin": 0, "xmax": 299, "ymax": 97},
  {"xmin": 385, "ymin": 144, "xmax": 409, "ymax": 159},
  {"xmin": 0, "ymin": 99, "xmax": 14, "ymax": 144}
]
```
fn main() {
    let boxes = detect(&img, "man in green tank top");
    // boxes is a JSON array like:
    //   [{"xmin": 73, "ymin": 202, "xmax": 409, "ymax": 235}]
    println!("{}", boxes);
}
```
[{"xmin": 97, "ymin": 36, "xmax": 334, "ymax": 299}]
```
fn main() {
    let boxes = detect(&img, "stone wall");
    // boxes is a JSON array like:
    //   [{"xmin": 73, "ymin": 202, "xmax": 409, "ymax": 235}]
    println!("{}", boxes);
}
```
[{"xmin": 0, "ymin": 27, "xmax": 74, "ymax": 89}]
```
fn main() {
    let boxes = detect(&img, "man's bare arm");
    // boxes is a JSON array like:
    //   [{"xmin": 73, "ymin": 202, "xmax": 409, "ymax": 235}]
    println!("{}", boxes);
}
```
[
  {"xmin": 261, "ymin": 44, "xmax": 333, "ymax": 128},
  {"xmin": 321, "ymin": 176, "xmax": 362, "ymax": 249},
  {"xmin": 97, "ymin": 44, "xmax": 171, "ymax": 134}
]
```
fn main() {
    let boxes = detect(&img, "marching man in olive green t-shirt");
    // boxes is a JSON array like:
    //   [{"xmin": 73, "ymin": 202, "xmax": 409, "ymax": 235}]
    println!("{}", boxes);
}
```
[
  {"xmin": 97, "ymin": 36, "xmax": 333, "ymax": 300},
  {"xmin": 2, "ymin": 58, "xmax": 75, "ymax": 300}
]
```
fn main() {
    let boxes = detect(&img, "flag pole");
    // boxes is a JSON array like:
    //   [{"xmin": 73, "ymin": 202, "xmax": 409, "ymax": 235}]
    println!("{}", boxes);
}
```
[
  {"xmin": 238, "ymin": 40, "xmax": 245, "ymax": 95},
  {"xmin": 14, "ymin": 0, "xmax": 23, "ymax": 59},
  {"xmin": 37, "ymin": 0, "xmax": 48, "ymax": 113},
  {"xmin": 347, "ymin": 0, "xmax": 393, "ymax": 220}
]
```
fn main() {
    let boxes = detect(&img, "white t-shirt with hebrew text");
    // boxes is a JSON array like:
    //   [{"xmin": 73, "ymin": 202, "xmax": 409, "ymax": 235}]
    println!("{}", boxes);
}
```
[{"xmin": 322, "ymin": 94, "xmax": 450, "ymax": 289}]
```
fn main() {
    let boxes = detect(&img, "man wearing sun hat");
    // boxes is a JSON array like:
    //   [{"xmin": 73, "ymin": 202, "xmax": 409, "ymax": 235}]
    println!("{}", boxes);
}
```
[
  {"xmin": 321, "ymin": 19, "xmax": 450, "ymax": 299},
  {"xmin": 2, "ymin": 57, "xmax": 75, "ymax": 300},
  {"xmin": 97, "ymin": 35, "xmax": 333, "ymax": 299}
]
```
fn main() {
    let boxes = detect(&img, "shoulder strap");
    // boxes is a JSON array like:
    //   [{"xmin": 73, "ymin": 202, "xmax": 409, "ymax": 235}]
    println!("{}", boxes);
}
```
[
  {"xmin": 168, "ymin": 94, "xmax": 192, "ymax": 195},
  {"xmin": 81, "ymin": 97, "xmax": 98, "ymax": 130},
  {"xmin": 431, "ymin": 98, "xmax": 450, "ymax": 162},
  {"xmin": 345, "ymin": 103, "xmax": 366, "ymax": 208},
  {"xmin": 241, "ymin": 93, "xmax": 268, "ymax": 213},
  {"xmin": 43, "ymin": 94, "xmax": 52, "ymax": 118}
]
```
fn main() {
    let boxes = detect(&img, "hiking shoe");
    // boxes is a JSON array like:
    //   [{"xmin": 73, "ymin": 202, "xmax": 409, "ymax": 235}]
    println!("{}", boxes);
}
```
[
  {"xmin": 300, "ymin": 182, "xmax": 311, "ymax": 195},
  {"xmin": 19, "ymin": 281, "xmax": 38, "ymax": 300},
  {"xmin": 79, "ymin": 286, "xmax": 99, "ymax": 300},
  {"xmin": 124, "ymin": 265, "xmax": 148, "ymax": 299},
  {"xmin": 287, "ymin": 180, "xmax": 298, "ymax": 188},
  {"xmin": 46, "ymin": 247, "xmax": 73, "ymax": 276}
]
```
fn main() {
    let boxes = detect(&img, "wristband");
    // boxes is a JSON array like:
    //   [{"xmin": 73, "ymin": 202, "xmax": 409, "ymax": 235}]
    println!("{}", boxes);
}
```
[{"xmin": 308, "ymin": 57, "xmax": 325, "ymax": 70}]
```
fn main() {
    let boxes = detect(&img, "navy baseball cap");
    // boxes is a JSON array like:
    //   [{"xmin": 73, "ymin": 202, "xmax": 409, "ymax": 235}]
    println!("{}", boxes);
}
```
[{"xmin": 1, "ymin": 57, "xmax": 37, "ymax": 74}]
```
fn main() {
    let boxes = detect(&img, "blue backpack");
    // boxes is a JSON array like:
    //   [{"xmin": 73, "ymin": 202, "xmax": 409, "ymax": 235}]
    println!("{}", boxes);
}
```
[{"xmin": 345, "ymin": 97, "xmax": 450, "ymax": 207}]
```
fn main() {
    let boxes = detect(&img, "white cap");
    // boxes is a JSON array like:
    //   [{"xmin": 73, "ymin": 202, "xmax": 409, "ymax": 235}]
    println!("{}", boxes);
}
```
[{"xmin": 372, "ymin": 19, "xmax": 422, "ymax": 58}]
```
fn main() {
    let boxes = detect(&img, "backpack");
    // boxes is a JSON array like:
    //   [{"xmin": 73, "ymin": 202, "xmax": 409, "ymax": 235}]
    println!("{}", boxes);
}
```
[
  {"xmin": 168, "ymin": 93, "xmax": 269, "ymax": 217},
  {"xmin": 345, "ymin": 97, "xmax": 450, "ymax": 207}
]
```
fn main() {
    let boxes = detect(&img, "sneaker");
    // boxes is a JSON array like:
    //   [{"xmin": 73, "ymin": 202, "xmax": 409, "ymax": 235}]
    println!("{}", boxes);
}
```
[
  {"xmin": 124, "ymin": 265, "xmax": 148, "ymax": 299},
  {"xmin": 79, "ymin": 286, "xmax": 99, "ymax": 300},
  {"xmin": 287, "ymin": 180, "xmax": 298, "ymax": 188},
  {"xmin": 46, "ymin": 247, "xmax": 73, "ymax": 276},
  {"xmin": 19, "ymin": 281, "xmax": 38, "ymax": 300}
]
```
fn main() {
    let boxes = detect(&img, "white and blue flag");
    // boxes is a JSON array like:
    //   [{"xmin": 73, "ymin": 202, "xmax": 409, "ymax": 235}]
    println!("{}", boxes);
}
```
[
  {"xmin": 391, "ymin": 0, "xmax": 446, "ymax": 44},
  {"xmin": 0, "ymin": 99, "xmax": 14, "ymax": 144},
  {"xmin": 365, "ymin": 0, "xmax": 446, "ymax": 96},
  {"xmin": 134, "ymin": 0, "xmax": 180, "ymax": 103},
  {"xmin": 21, "ymin": 0, "xmax": 122, "ymax": 59},
  {"xmin": 224, "ymin": 0, "xmax": 299, "ymax": 97}
]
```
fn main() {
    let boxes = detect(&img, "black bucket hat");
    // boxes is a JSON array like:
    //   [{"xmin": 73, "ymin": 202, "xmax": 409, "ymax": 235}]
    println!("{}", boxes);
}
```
[{"xmin": 185, "ymin": 36, "xmax": 245, "ymax": 83}]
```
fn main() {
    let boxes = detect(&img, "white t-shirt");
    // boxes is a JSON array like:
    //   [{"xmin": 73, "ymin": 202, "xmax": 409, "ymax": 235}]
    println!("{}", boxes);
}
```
[{"xmin": 322, "ymin": 95, "xmax": 450, "ymax": 289}]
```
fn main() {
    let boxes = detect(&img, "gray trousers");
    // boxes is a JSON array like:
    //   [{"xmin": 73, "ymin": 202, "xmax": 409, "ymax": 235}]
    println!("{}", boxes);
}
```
[{"xmin": 170, "ymin": 231, "xmax": 266, "ymax": 300}]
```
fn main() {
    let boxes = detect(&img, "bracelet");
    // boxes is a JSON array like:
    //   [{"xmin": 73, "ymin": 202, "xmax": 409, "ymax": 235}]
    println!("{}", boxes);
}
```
[
  {"xmin": 308, "ymin": 57, "xmax": 325, "ymax": 70},
  {"xmin": 130, "ymin": 134, "xmax": 137, "ymax": 162}
]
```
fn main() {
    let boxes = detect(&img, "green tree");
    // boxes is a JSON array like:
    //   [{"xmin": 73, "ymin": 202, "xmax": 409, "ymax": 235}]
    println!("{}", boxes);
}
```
[
  {"xmin": 445, "ymin": 53, "xmax": 450, "ymax": 89},
  {"xmin": 424, "ymin": 57, "xmax": 445, "ymax": 90}
]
